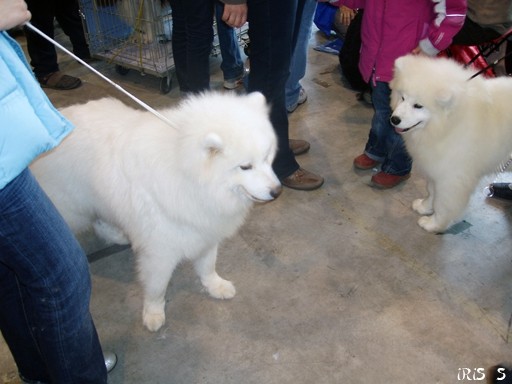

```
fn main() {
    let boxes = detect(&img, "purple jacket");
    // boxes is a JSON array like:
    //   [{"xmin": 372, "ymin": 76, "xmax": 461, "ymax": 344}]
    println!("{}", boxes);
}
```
[{"xmin": 335, "ymin": 0, "xmax": 467, "ymax": 83}]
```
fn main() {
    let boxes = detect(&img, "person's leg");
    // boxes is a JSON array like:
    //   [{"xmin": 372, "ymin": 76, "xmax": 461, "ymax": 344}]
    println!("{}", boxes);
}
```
[
  {"xmin": 0, "ymin": 267, "xmax": 51, "ymax": 383},
  {"xmin": 285, "ymin": 0, "xmax": 316, "ymax": 111},
  {"xmin": 168, "ymin": 0, "xmax": 189, "ymax": 91},
  {"xmin": 169, "ymin": 0, "xmax": 214, "ymax": 93},
  {"xmin": 363, "ymin": 81, "xmax": 390, "ymax": 163},
  {"xmin": 377, "ymin": 82, "xmax": 411, "ymax": 176},
  {"xmin": 0, "ymin": 169, "xmax": 107, "ymax": 383},
  {"xmin": 247, "ymin": 0, "xmax": 298, "ymax": 179},
  {"xmin": 215, "ymin": 1, "xmax": 244, "ymax": 83},
  {"xmin": 24, "ymin": 0, "xmax": 59, "ymax": 78},
  {"xmin": 55, "ymin": 0, "xmax": 91, "ymax": 59}
]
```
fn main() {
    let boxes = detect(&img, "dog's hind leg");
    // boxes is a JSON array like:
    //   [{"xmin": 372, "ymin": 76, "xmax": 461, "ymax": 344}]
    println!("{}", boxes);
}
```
[{"xmin": 194, "ymin": 245, "xmax": 236, "ymax": 300}]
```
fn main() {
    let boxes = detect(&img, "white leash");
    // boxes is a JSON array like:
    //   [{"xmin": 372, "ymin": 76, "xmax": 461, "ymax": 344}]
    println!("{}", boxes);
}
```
[{"xmin": 24, "ymin": 21, "xmax": 176, "ymax": 129}]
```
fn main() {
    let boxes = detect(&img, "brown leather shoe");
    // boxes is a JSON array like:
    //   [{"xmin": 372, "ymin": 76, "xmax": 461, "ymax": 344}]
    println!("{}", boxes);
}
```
[
  {"xmin": 37, "ymin": 71, "xmax": 82, "ymax": 90},
  {"xmin": 289, "ymin": 139, "xmax": 310, "ymax": 156},
  {"xmin": 281, "ymin": 167, "xmax": 324, "ymax": 191}
]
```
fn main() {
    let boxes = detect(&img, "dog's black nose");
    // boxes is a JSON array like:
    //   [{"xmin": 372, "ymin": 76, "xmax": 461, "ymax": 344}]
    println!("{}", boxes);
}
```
[
  {"xmin": 271, "ymin": 185, "xmax": 282, "ymax": 199},
  {"xmin": 390, "ymin": 115, "xmax": 401, "ymax": 126}
]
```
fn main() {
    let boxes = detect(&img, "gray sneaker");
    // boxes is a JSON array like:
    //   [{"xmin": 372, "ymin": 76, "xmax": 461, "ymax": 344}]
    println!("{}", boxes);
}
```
[{"xmin": 287, "ymin": 87, "xmax": 308, "ymax": 113}]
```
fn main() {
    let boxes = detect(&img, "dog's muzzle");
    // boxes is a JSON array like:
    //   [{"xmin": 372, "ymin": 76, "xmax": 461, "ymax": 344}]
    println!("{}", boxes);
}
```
[{"xmin": 390, "ymin": 115, "xmax": 420, "ymax": 134}]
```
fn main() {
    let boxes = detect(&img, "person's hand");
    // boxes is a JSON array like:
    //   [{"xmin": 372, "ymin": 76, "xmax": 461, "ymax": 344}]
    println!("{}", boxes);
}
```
[
  {"xmin": 0, "ymin": 0, "xmax": 31, "ymax": 31},
  {"xmin": 411, "ymin": 46, "xmax": 427, "ymax": 55},
  {"xmin": 222, "ymin": 4, "xmax": 248, "ymax": 28},
  {"xmin": 338, "ymin": 5, "xmax": 356, "ymax": 26}
]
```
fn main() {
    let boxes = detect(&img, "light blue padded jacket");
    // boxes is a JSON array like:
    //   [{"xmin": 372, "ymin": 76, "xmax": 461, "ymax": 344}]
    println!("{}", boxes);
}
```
[{"xmin": 0, "ymin": 31, "xmax": 73, "ymax": 189}]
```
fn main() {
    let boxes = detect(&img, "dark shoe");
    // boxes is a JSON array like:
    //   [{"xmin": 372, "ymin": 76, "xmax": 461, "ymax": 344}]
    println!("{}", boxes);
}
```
[
  {"xmin": 281, "ymin": 167, "xmax": 324, "ymax": 191},
  {"xmin": 371, "ymin": 171, "xmax": 410, "ymax": 189},
  {"xmin": 353, "ymin": 153, "xmax": 379, "ymax": 170},
  {"xmin": 104, "ymin": 351, "xmax": 117, "ymax": 373},
  {"xmin": 289, "ymin": 139, "xmax": 310, "ymax": 156},
  {"xmin": 38, "ymin": 71, "xmax": 82, "ymax": 90},
  {"xmin": 356, "ymin": 90, "xmax": 373, "ymax": 105},
  {"xmin": 223, "ymin": 75, "xmax": 244, "ymax": 89}
]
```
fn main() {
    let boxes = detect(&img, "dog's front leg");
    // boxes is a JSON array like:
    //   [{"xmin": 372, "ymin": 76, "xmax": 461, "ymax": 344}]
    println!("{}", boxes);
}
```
[
  {"xmin": 418, "ymin": 179, "xmax": 469, "ymax": 233},
  {"xmin": 194, "ymin": 245, "xmax": 236, "ymax": 299},
  {"xmin": 412, "ymin": 180, "xmax": 434, "ymax": 215},
  {"xmin": 139, "ymin": 249, "xmax": 180, "ymax": 332}
]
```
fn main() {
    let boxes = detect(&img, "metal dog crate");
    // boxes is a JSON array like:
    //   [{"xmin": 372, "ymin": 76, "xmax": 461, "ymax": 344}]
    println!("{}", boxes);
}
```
[{"xmin": 79, "ymin": 0, "xmax": 174, "ymax": 93}]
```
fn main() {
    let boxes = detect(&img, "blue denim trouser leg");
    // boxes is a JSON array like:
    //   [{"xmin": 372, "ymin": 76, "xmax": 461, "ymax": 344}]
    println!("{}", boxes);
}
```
[
  {"xmin": 0, "ymin": 169, "xmax": 107, "ymax": 384},
  {"xmin": 285, "ymin": 0, "xmax": 316, "ymax": 111},
  {"xmin": 247, "ymin": 0, "xmax": 303, "ymax": 179},
  {"xmin": 215, "ymin": 1, "xmax": 244, "ymax": 81},
  {"xmin": 169, "ymin": 0, "xmax": 214, "ymax": 93},
  {"xmin": 364, "ymin": 81, "xmax": 412, "ymax": 176}
]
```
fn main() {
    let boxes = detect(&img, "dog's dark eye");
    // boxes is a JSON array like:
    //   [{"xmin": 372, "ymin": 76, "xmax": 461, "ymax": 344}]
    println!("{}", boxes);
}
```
[
  {"xmin": 413, "ymin": 104, "xmax": 423, "ymax": 109},
  {"xmin": 240, "ymin": 164, "xmax": 253, "ymax": 171}
]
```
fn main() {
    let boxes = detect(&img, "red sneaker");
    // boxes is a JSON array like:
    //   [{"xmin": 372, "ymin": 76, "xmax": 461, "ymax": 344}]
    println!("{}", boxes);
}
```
[
  {"xmin": 353, "ymin": 154, "xmax": 379, "ymax": 170},
  {"xmin": 371, "ymin": 171, "xmax": 410, "ymax": 189}
]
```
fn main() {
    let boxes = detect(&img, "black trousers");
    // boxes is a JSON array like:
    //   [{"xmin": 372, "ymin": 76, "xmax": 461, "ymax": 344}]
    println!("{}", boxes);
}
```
[
  {"xmin": 24, "ymin": 0, "xmax": 90, "ymax": 78},
  {"xmin": 247, "ymin": 0, "xmax": 305, "ymax": 179},
  {"xmin": 168, "ymin": 0, "xmax": 214, "ymax": 93}
]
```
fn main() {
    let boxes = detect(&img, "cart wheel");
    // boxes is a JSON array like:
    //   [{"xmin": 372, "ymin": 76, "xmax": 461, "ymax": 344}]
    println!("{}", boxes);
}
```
[
  {"xmin": 160, "ymin": 76, "xmax": 172, "ymax": 94},
  {"xmin": 115, "ymin": 65, "xmax": 129, "ymax": 75}
]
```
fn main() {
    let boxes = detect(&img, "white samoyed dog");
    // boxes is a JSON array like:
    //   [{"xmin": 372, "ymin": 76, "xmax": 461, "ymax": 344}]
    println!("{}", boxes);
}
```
[
  {"xmin": 390, "ymin": 55, "xmax": 512, "ymax": 233},
  {"xmin": 31, "ymin": 92, "xmax": 281, "ymax": 331}
]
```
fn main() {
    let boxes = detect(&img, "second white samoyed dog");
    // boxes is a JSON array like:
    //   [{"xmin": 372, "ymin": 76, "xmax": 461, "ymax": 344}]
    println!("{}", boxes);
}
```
[
  {"xmin": 390, "ymin": 55, "xmax": 512, "ymax": 233},
  {"xmin": 31, "ymin": 92, "xmax": 281, "ymax": 331}
]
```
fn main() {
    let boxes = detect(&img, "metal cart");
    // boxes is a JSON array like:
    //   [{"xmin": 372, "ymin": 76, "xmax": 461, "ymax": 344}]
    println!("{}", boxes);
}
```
[{"xmin": 79, "ymin": 0, "xmax": 174, "ymax": 93}]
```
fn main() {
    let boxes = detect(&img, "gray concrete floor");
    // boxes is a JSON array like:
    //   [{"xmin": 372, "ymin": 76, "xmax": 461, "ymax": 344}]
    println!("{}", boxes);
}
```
[{"xmin": 1, "ymin": 27, "xmax": 512, "ymax": 384}]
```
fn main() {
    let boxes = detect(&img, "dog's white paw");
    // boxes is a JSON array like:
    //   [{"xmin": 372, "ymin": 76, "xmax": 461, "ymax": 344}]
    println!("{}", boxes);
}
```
[
  {"xmin": 418, "ymin": 215, "xmax": 445, "ymax": 233},
  {"xmin": 412, "ymin": 198, "xmax": 433, "ymax": 215},
  {"xmin": 142, "ymin": 309, "xmax": 166, "ymax": 332},
  {"xmin": 204, "ymin": 277, "xmax": 236, "ymax": 299}
]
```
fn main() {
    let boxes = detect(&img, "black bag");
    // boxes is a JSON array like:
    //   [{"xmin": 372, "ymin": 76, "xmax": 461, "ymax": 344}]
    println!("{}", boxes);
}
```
[{"xmin": 338, "ymin": 10, "xmax": 368, "ymax": 92}]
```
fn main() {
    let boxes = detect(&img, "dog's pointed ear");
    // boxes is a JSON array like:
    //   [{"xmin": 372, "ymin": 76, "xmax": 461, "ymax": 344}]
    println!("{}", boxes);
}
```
[
  {"xmin": 203, "ymin": 133, "xmax": 224, "ymax": 156},
  {"xmin": 436, "ymin": 88, "xmax": 455, "ymax": 108},
  {"xmin": 393, "ymin": 56, "xmax": 406, "ymax": 75}
]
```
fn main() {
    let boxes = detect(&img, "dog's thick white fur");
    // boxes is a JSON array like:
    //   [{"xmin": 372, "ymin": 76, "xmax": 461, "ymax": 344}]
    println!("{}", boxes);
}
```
[
  {"xmin": 31, "ymin": 92, "xmax": 281, "ymax": 331},
  {"xmin": 390, "ymin": 55, "xmax": 512, "ymax": 233}
]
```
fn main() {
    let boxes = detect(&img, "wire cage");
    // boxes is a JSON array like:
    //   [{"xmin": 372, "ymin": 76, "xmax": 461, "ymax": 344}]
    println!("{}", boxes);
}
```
[{"xmin": 79, "ymin": 0, "xmax": 174, "ymax": 93}]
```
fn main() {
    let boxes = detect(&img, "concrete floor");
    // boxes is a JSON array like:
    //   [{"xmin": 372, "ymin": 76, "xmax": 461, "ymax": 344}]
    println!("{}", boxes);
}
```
[{"xmin": 1, "ymin": 27, "xmax": 512, "ymax": 384}]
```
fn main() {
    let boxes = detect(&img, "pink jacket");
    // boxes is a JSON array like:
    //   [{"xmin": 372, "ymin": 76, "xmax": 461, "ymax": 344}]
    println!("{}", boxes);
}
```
[{"xmin": 335, "ymin": 0, "xmax": 467, "ymax": 83}]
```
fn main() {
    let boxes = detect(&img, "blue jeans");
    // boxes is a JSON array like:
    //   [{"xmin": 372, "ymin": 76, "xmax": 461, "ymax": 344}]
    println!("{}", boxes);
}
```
[
  {"xmin": 247, "ymin": 0, "xmax": 304, "ymax": 179},
  {"xmin": 169, "ymin": 0, "xmax": 214, "ymax": 93},
  {"xmin": 285, "ymin": 0, "xmax": 317, "ymax": 111},
  {"xmin": 215, "ymin": 1, "xmax": 244, "ymax": 81},
  {"xmin": 364, "ymin": 81, "xmax": 412, "ymax": 176},
  {"xmin": 0, "ymin": 169, "xmax": 107, "ymax": 383}
]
